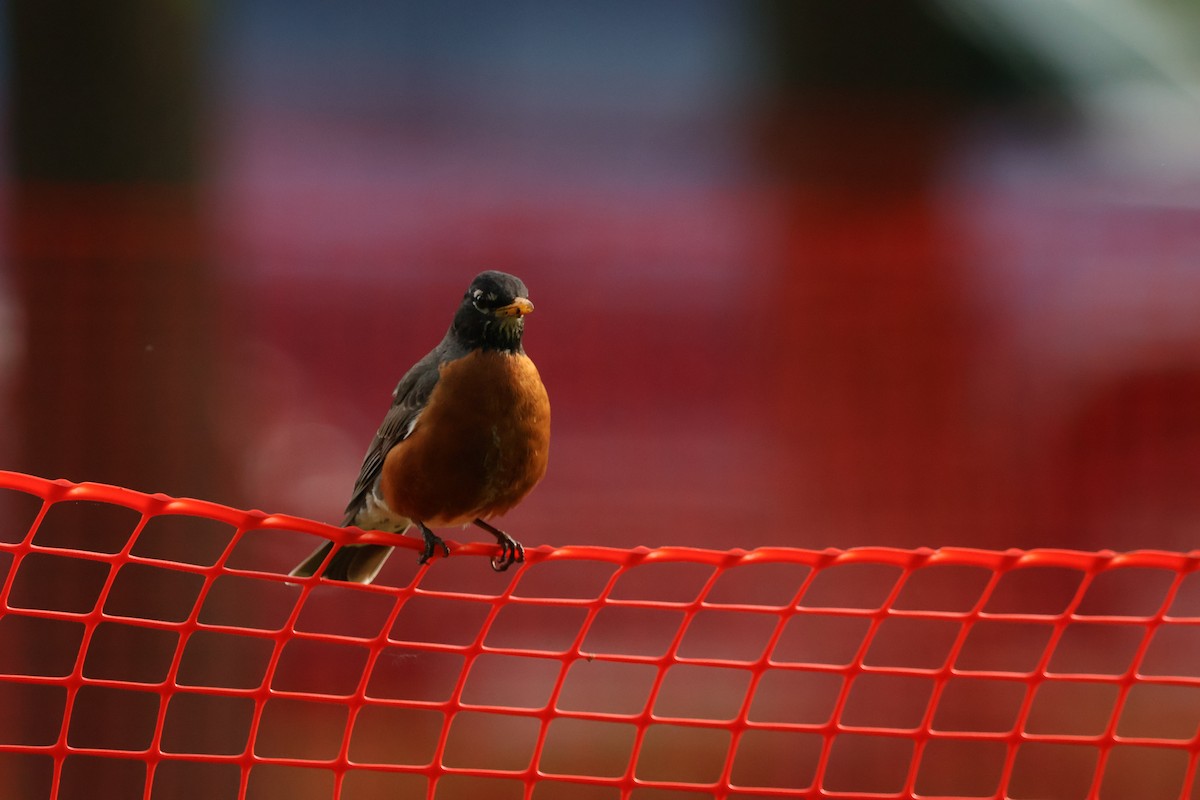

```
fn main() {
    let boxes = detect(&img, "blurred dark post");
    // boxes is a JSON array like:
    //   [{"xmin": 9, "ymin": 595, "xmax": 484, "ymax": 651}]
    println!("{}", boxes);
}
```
[
  {"xmin": 752, "ymin": 0, "xmax": 1064, "ymax": 550},
  {"xmin": 5, "ymin": 4, "xmax": 230, "ymax": 798},
  {"xmin": 7, "ymin": 0, "xmax": 226, "ymax": 501}
]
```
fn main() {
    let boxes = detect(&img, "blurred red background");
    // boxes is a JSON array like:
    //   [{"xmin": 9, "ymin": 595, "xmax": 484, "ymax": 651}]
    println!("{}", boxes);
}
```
[
  {"xmin": 7, "ymin": 2, "xmax": 1200, "ymax": 559},
  {"xmin": 3, "ymin": 2, "xmax": 1200, "ymax": 797}
]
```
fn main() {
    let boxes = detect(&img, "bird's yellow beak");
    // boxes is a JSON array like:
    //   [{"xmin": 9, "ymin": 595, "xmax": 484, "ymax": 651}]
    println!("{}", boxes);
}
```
[{"xmin": 495, "ymin": 297, "xmax": 534, "ymax": 318}]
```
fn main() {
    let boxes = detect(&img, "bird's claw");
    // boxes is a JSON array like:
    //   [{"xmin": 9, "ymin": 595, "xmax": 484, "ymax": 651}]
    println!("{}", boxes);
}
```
[
  {"xmin": 489, "ymin": 533, "xmax": 525, "ymax": 572},
  {"xmin": 416, "ymin": 526, "xmax": 450, "ymax": 565}
]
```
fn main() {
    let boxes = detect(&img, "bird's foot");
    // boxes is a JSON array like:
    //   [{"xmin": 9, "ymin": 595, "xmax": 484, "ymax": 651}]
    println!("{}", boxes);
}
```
[
  {"xmin": 472, "ymin": 518, "xmax": 525, "ymax": 572},
  {"xmin": 416, "ymin": 523, "xmax": 450, "ymax": 565}
]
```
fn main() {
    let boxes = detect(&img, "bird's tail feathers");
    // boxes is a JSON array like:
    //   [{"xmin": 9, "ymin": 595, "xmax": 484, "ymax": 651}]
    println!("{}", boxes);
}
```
[{"xmin": 287, "ymin": 541, "xmax": 395, "ymax": 584}]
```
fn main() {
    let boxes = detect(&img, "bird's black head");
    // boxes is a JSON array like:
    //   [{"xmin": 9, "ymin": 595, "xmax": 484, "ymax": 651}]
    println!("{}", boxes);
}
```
[{"xmin": 450, "ymin": 271, "xmax": 534, "ymax": 352}]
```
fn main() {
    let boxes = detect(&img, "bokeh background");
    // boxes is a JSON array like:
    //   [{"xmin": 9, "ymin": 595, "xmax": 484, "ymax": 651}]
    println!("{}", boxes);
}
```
[
  {"xmin": 6, "ymin": 0, "xmax": 1200, "ymax": 556},
  {"xmin": 3, "ymin": 1, "xmax": 1200, "ymax": 798}
]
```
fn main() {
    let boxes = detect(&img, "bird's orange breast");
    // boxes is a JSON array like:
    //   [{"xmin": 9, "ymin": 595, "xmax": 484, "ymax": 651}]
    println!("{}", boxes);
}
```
[{"xmin": 379, "ymin": 350, "xmax": 550, "ymax": 526}]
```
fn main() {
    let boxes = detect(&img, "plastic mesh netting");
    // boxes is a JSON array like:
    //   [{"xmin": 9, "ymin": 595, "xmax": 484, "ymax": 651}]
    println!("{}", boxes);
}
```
[{"xmin": 1, "ymin": 471, "xmax": 1199, "ymax": 799}]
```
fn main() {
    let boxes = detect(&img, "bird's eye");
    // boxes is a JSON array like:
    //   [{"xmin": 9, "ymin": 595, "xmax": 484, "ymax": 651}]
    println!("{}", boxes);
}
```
[{"xmin": 471, "ymin": 290, "xmax": 501, "ymax": 311}]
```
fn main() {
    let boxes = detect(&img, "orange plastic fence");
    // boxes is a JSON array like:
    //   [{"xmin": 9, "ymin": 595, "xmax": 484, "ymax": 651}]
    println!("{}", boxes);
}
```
[{"xmin": 1, "ymin": 471, "xmax": 1199, "ymax": 800}]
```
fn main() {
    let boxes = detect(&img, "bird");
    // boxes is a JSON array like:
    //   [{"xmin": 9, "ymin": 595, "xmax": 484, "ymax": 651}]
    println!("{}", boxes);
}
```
[{"xmin": 289, "ymin": 270, "xmax": 551, "ymax": 584}]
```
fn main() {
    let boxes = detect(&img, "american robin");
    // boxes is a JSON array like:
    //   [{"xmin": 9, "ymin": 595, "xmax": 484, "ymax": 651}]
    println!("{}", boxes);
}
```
[{"xmin": 289, "ymin": 271, "xmax": 551, "ymax": 583}]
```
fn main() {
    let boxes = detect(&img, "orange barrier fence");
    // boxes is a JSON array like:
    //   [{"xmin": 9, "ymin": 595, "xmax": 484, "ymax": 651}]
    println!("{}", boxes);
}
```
[{"xmin": 1, "ymin": 472, "xmax": 1198, "ymax": 799}]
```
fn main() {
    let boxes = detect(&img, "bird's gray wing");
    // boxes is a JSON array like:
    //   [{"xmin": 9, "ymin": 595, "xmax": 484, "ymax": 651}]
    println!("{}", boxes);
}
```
[{"xmin": 341, "ymin": 346, "xmax": 446, "ymax": 524}]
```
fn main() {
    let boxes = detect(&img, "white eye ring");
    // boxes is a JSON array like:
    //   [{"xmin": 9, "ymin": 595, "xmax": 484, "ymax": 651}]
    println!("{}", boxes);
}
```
[{"xmin": 471, "ymin": 289, "xmax": 500, "ymax": 311}]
